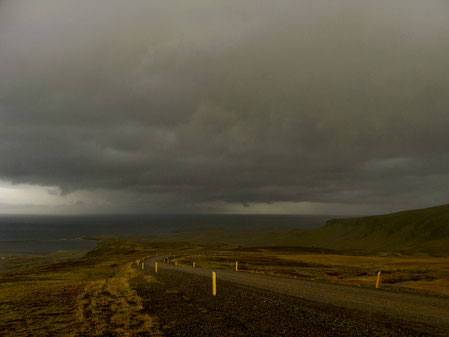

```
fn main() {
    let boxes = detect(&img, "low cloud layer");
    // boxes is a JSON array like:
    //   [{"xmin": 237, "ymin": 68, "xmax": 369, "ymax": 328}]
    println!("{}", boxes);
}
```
[{"xmin": 1, "ymin": 0, "xmax": 448, "ymax": 214}]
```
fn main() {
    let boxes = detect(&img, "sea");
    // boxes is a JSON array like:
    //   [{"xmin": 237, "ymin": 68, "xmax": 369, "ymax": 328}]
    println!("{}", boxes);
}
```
[{"xmin": 0, "ymin": 214, "xmax": 329, "ymax": 255}]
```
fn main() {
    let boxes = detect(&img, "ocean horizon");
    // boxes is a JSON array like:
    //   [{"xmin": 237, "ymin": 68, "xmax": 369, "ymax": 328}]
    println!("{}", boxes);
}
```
[{"xmin": 0, "ymin": 214, "xmax": 330, "ymax": 254}]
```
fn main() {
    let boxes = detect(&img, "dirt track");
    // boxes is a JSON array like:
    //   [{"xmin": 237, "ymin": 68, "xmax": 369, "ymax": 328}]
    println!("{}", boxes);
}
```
[{"xmin": 137, "ymin": 256, "xmax": 449, "ymax": 336}]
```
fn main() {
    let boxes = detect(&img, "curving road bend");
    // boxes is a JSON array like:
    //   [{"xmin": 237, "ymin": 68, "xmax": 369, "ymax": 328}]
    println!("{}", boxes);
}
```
[{"xmin": 144, "ymin": 255, "xmax": 449, "ymax": 333}]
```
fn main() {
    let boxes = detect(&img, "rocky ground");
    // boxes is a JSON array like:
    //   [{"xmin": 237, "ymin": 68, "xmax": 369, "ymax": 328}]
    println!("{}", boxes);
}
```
[{"xmin": 132, "ymin": 267, "xmax": 447, "ymax": 336}]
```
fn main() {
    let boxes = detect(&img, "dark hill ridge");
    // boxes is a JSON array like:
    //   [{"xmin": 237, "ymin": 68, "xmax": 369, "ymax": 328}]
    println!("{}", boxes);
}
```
[
  {"xmin": 111, "ymin": 204, "xmax": 449, "ymax": 255},
  {"xmin": 299, "ymin": 203, "xmax": 449, "ymax": 255}
]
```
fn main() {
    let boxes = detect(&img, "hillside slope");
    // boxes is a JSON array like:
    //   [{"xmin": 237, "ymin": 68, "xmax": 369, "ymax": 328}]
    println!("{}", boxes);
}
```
[
  {"xmin": 298, "ymin": 204, "xmax": 449, "ymax": 254},
  {"xmin": 116, "ymin": 204, "xmax": 449, "ymax": 255}
]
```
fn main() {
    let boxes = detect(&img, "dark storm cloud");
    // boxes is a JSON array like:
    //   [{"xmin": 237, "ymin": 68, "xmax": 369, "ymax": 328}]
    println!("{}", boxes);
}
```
[{"xmin": 0, "ymin": 0, "xmax": 449, "ymax": 213}]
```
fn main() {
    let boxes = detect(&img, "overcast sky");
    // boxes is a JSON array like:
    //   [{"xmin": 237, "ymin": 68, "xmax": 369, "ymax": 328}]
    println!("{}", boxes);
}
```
[{"xmin": 0, "ymin": 0, "xmax": 448, "ymax": 215}]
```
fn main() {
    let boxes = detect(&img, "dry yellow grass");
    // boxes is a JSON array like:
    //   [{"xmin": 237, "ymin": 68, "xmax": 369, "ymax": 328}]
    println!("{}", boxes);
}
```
[
  {"xmin": 276, "ymin": 253, "xmax": 449, "ymax": 268},
  {"xmin": 0, "ymin": 279, "xmax": 83, "ymax": 336},
  {"xmin": 276, "ymin": 253, "xmax": 449, "ymax": 295},
  {"xmin": 0, "ymin": 241, "xmax": 166, "ymax": 336},
  {"xmin": 178, "ymin": 250, "xmax": 449, "ymax": 297},
  {"xmin": 74, "ymin": 263, "xmax": 159, "ymax": 337},
  {"xmin": 3, "ymin": 239, "xmax": 448, "ymax": 336}
]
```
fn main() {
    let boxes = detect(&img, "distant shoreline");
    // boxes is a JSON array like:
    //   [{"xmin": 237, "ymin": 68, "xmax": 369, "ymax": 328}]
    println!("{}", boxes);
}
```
[{"xmin": 0, "ymin": 238, "xmax": 99, "ymax": 255}]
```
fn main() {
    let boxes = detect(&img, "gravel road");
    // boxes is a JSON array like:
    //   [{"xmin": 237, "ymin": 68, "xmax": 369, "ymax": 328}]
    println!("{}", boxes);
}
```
[{"xmin": 137, "ymin": 256, "xmax": 449, "ymax": 336}]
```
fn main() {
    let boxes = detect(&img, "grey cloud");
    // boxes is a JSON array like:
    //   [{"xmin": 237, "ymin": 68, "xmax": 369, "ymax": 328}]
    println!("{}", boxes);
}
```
[{"xmin": 0, "ymin": 0, "xmax": 449, "ymax": 213}]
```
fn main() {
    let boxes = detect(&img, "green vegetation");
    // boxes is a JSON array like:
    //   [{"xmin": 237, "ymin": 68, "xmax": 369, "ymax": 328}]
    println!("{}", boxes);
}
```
[
  {"xmin": 0, "ymin": 250, "xmax": 86, "ymax": 272},
  {"xmin": 175, "ymin": 248, "xmax": 449, "ymax": 297},
  {"xmin": 0, "ymin": 241, "xmax": 176, "ymax": 336},
  {"xmin": 3, "ymin": 202, "xmax": 449, "ymax": 336},
  {"xmin": 299, "ymin": 203, "xmax": 449, "ymax": 254},
  {"xmin": 1, "ymin": 237, "xmax": 449, "ymax": 336},
  {"xmin": 160, "ymin": 204, "xmax": 449, "ymax": 255}
]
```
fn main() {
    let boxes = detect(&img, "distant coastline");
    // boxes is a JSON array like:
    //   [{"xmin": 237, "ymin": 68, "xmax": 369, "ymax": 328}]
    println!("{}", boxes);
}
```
[{"xmin": 0, "ymin": 214, "xmax": 327, "ymax": 254}]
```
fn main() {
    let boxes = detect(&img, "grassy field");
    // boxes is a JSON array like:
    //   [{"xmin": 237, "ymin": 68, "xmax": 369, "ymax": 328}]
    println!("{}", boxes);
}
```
[
  {"xmin": 1, "ymin": 239, "xmax": 449, "ymax": 336},
  {"xmin": 298, "ymin": 203, "xmax": 449, "ymax": 255},
  {"xmin": 174, "ymin": 247, "xmax": 449, "ymax": 297},
  {"xmin": 0, "ymin": 241, "xmax": 184, "ymax": 336},
  {"xmin": 151, "ymin": 204, "xmax": 449, "ymax": 256}
]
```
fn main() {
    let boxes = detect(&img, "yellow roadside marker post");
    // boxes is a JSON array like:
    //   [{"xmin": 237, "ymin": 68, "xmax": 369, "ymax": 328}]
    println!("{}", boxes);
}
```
[
  {"xmin": 142, "ymin": 262, "xmax": 145, "ymax": 270},
  {"xmin": 376, "ymin": 271, "xmax": 382, "ymax": 289},
  {"xmin": 155, "ymin": 262, "xmax": 158, "ymax": 273},
  {"xmin": 193, "ymin": 262, "xmax": 196, "ymax": 268},
  {"xmin": 212, "ymin": 272, "xmax": 217, "ymax": 296},
  {"xmin": 236, "ymin": 261, "xmax": 238, "ymax": 271}
]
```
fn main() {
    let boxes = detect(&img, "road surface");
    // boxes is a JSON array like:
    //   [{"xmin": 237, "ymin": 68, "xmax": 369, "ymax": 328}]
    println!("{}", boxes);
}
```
[{"xmin": 140, "ymin": 255, "xmax": 449, "ymax": 336}]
